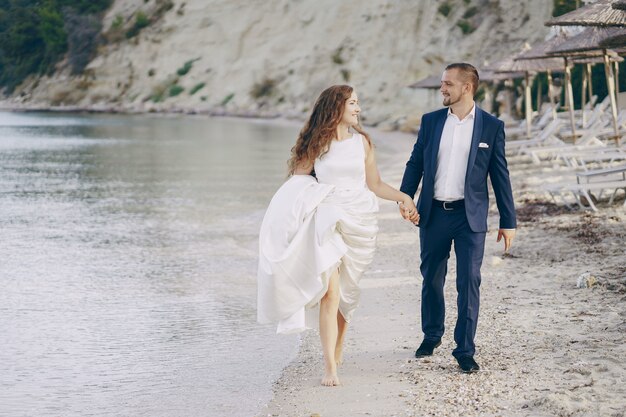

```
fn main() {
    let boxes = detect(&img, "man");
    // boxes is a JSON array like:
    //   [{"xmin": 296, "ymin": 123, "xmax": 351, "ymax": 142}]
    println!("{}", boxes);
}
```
[{"xmin": 399, "ymin": 63, "xmax": 516, "ymax": 373}]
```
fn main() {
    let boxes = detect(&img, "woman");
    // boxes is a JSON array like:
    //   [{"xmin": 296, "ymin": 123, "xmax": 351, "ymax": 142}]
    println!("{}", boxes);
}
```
[{"xmin": 257, "ymin": 85, "xmax": 417, "ymax": 386}]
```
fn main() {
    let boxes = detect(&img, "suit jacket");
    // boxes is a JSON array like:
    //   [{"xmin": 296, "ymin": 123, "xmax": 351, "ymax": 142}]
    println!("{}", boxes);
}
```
[{"xmin": 400, "ymin": 106, "xmax": 516, "ymax": 233}]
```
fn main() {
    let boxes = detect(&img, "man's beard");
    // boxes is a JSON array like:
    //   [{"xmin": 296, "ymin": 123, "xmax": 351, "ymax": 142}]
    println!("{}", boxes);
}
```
[{"xmin": 443, "ymin": 95, "xmax": 459, "ymax": 106}]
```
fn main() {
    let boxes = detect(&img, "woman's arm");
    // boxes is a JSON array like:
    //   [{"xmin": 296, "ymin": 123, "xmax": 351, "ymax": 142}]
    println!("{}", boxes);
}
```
[{"xmin": 363, "ymin": 137, "xmax": 417, "ymax": 214}]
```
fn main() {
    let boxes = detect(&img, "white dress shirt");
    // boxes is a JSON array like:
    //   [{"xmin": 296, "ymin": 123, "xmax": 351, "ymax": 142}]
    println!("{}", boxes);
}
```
[{"xmin": 434, "ymin": 103, "xmax": 476, "ymax": 201}]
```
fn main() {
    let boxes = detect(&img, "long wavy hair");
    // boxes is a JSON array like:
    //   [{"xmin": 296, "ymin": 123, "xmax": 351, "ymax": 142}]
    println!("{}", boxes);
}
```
[{"xmin": 287, "ymin": 85, "xmax": 371, "ymax": 175}]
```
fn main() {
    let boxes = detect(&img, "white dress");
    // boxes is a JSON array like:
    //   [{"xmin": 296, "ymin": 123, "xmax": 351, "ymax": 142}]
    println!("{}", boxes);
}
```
[{"xmin": 257, "ymin": 133, "xmax": 379, "ymax": 334}]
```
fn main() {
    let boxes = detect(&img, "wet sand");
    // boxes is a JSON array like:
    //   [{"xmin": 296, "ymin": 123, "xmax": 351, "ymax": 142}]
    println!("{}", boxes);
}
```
[{"xmin": 258, "ymin": 128, "xmax": 626, "ymax": 417}]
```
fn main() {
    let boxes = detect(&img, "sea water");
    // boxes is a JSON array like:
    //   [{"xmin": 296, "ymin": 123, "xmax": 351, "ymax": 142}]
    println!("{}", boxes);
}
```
[{"xmin": 0, "ymin": 111, "xmax": 298, "ymax": 417}]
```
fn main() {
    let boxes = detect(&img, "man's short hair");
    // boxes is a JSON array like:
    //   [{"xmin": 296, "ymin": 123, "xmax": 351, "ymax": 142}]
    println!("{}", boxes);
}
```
[{"xmin": 445, "ymin": 63, "xmax": 479, "ymax": 95}]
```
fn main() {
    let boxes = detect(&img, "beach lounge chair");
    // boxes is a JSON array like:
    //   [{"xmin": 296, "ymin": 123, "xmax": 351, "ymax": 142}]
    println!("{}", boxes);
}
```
[
  {"xmin": 544, "ymin": 180, "xmax": 626, "ymax": 211},
  {"xmin": 506, "ymin": 119, "xmax": 564, "ymax": 156},
  {"xmin": 544, "ymin": 179, "xmax": 626, "ymax": 211},
  {"xmin": 576, "ymin": 164, "xmax": 626, "ymax": 198},
  {"xmin": 524, "ymin": 131, "xmax": 608, "ymax": 165},
  {"xmin": 565, "ymin": 149, "xmax": 626, "ymax": 171},
  {"xmin": 506, "ymin": 104, "xmax": 562, "ymax": 140}
]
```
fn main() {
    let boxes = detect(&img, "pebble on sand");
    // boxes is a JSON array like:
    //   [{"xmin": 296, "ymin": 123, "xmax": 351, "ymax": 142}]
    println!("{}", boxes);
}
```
[{"xmin": 576, "ymin": 272, "xmax": 599, "ymax": 289}]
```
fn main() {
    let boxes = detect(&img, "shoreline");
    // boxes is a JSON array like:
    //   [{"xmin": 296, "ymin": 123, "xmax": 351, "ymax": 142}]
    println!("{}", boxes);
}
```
[
  {"xmin": 258, "ymin": 129, "xmax": 626, "ymax": 417},
  {"xmin": 0, "ymin": 101, "xmax": 290, "ymax": 119},
  {"xmin": 0, "ymin": 103, "xmax": 420, "ymax": 134}
]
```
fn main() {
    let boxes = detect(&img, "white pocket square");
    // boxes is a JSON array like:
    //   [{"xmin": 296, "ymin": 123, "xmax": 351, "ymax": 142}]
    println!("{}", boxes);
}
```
[{"xmin": 478, "ymin": 142, "xmax": 489, "ymax": 148}]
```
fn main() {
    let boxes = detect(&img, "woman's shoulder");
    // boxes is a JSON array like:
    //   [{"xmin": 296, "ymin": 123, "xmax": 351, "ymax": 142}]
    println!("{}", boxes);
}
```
[{"xmin": 357, "ymin": 133, "xmax": 373, "ymax": 154}]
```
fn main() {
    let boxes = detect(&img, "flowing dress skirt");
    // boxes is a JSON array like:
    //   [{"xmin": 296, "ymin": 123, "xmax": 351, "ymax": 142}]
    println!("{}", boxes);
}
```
[{"xmin": 257, "ymin": 175, "xmax": 378, "ymax": 334}]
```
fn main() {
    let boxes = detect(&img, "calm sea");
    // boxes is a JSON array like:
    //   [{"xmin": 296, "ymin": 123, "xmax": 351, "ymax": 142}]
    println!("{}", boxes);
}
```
[{"xmin": 0, "ymin": 111, "xmax": 299, "ymax": 417}]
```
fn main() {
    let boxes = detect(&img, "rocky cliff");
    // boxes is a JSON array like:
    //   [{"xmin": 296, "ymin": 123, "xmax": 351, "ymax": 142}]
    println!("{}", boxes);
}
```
[{"xmin": 6, "ymin": 0, "xmax": 554, "ymax": 128}]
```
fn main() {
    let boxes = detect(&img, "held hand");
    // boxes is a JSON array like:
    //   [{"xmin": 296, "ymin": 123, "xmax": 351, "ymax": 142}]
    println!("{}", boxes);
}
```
[
  {"xmin": 497, "ymin": 229, "xmax": 516, "ymax": 253},
  {"xmin": 398, "ymin": 201, "xmax": 409, "ymax": 220},
  {"xmin": 399, "ymin": 199, "xmax": 419, "ymax": 225}
]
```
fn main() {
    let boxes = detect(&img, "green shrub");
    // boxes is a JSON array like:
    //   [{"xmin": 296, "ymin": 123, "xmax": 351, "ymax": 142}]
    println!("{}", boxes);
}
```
[
  {"xmin": 221, "ymin": 93, "xmax": 234, "ymax": 106},
  {"xmin": 155, "ymin": 0, "xmax": 175, "ymax": 18},
  {"xmin": 0, "ymin": 5, "xmax": 67, "ymax": 92},
  {"xmin": 151, "ymin": 89, "xmax": 165, "ymax": 102},
  {"xmin": 456, "ymin": 19, "xmax": 475, "ymax": 34},
  {"xmin": 63, "ymin": 8, "xmax": 103, "ymax": 75},
  {"xmin": 189, "ymin": 82, "xmax": 205, "ymax": 95},
  {"xmin": 106, "ymin": 14, "xmax": 125, "ymax": 42},
  {"xmin": 177, "ymin": 60, "xmax": 194, "ymax": 76},
  {"xmin": 148, "ymin": 68, "xmax": 155, "ymax": 77},
  {"xmin": 38, "ymin": 6, "xmax": 69, "ymax": 68},
  {"xmin": 110, "ymin": 14, "xmax": 123, "ymax": 30},
  {"xmin": 56, "ymin": 0, "xmax": 112, "ymax": 14},
  {"xmin": 150, "ymin": 76, "xmax": 176, "ymax": 102},
  {"xmin": 169, "ymin": 85, "xmax": 184, "ymax": 97},
  {"xmin": 250, "ymin": 78, "xmax": 276, "ymax": 99},
  {"xmin": 331, "ymin": 47, "xmax": 345, "ymax": 65},
  {"xmin": 340, "ymin": 69, "xmax": 350, "ymax": 82},
  {"xmin": 438, "ymin": 3, "xmax": 452, "ymax": 17},
  {"xmin": 125, "ymin": 11, "xmax": 150, "ymax": 38},
  {"xmin": 0, "ymin": 1, "xmax": 113, "ymax": 92},
  {"xmin": 463, "ymin": 6, "xmax": 478, "ymax": 19},
  {"xmin": 135, "ymin": 11, "xmax": 150, "ymax": 28}
]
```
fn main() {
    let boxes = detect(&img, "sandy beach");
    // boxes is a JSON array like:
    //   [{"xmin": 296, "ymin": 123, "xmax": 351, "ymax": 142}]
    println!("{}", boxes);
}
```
[{"xmin": 258, "ymin": 128, "xmax": 626, "ymax": 417}]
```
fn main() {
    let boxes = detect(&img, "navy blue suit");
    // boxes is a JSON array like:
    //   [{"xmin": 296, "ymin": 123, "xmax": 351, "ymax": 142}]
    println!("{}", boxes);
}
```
[{"xmin": 400, "ymin": 106, "xmax": 516, "ymax": 358}]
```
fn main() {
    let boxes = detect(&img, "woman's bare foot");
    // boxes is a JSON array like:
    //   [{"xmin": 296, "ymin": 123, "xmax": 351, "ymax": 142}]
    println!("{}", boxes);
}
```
[{"xmin": 321, "ymin": 371, "xmax": 340, "ymax": 386}]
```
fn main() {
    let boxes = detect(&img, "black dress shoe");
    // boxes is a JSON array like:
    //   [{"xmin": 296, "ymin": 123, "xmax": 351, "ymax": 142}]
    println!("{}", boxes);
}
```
[
  {"xmin": 456, "ymin": 355, "xmax": 480, "ymax": 373},
  {"xmin": 414, "ymin": 339, "xmax": 442, "ymax": 358}
]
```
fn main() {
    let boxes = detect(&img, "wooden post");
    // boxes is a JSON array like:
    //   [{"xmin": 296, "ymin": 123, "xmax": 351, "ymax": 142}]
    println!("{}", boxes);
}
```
[
  {"xmin": 525, "ymin": 71, "xmax": 533, "ymax": 138},
  {"xmin": 587, "ymin": 63, "xmax": 593, "ymax": 99},
  {"xmin": 581, "ymin": 63, "xmax": 588, "ymax": 128},
  {"xmin": 564, "ymin": 57, "xmax": 577, "ymax": 141},
  {"xmin": 547, "ymin": 69, "xmax": 557, "ymax": 121},
  {"xmin": 603, "ymin": 51, "xmax": 619, "ymax": 142},
  {"xmin": 615, "ymin": 61, "xmax": 620, "ymax": 110}
]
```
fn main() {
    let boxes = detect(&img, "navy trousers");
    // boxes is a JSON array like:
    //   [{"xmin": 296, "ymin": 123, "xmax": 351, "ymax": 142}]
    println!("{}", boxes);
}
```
[{"xmin": 419, "ymin": 203, "xmax": 486, "ymax": 358}]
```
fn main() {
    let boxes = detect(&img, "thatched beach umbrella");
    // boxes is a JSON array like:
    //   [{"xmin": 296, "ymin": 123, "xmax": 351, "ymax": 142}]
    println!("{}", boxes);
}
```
[
  {"xmin": 570, "ymin": 53, "xmax": 623, "ymax": 63},
  {"xmin": 409, "ymin": 75, "xmax": 442, "ymax": 89},
  {"xmin": 549, "ymin": 26, "xmax": 625, "ymax": 52},
  {"xmin": 546, "ymin": 0, "xmax": 626, "ymax": 27},
  {"xmin": 572, "ymin": 52, "xmax": 624, "ymax": 86},
  {"xmin": 513, "ymin": 33, "xmax": 579, "ymax": 136},
  {"xmin": 547, "ymin": 26, "xmax": 625, "ymax": 139},
  {"xmin": 598, "ymin": 28, "xmax": 626, "ymax": 108},
  {"xmin": 546, "ymin": 2, "xmax": 625, "ymax": 141},
  {"xmin": 572, "ymin": 54, "xmax": 624, "ymax": 126},
  {"xmin": 490, "ymin": 50, "xmax": 564, "ymax": 137},
  {"xmin": 598, "ymin": 27, "xmax": 626, "ymax": 47},
  {"xmin": 479, "ymin": 70, "xmax": 526, "ymax": 82}
]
